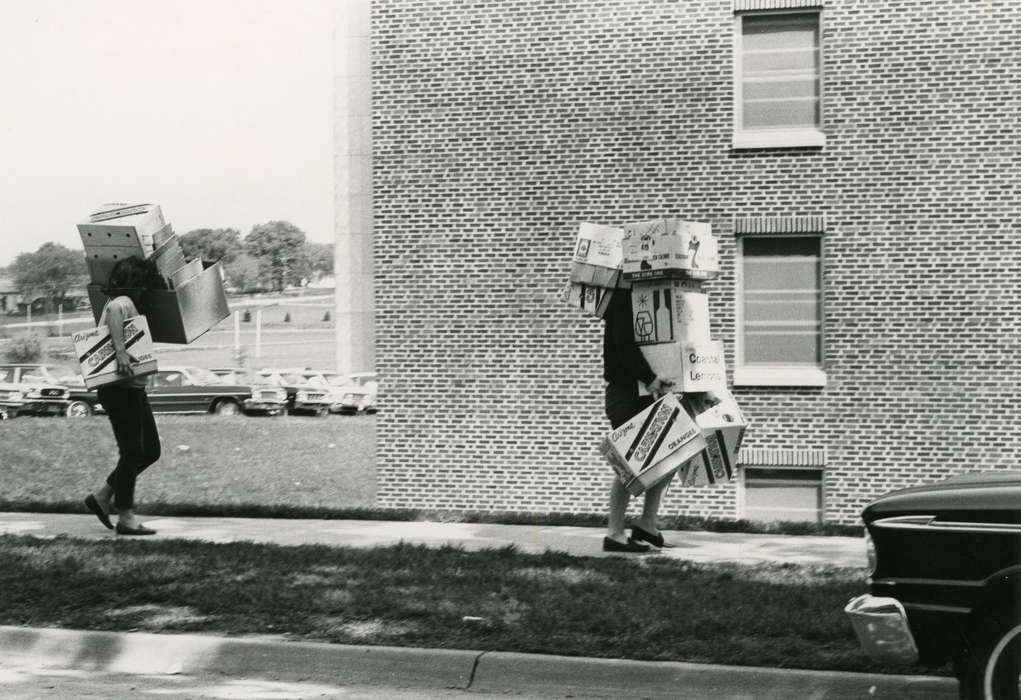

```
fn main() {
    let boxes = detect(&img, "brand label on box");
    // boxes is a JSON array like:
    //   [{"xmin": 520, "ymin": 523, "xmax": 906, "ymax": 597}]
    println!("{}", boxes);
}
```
[
  {"xmin": 622, "ymin": 218, "xmax": 718, "ymax": 280},
  {"xmin": 600, "ymin": 393, "xmax": 706, "ymax": 493},
  {"xmin": 681, "ymin": 390, "xmax": 747, "ymax": 487},
  {"xmin": 639, "ymin": 340, "xmax": 727, "ymax": 393},
  {"xmin": 631, "ymin": 279, "xmax": 709, "ymax": 345},
  {"xmin": 72, "ymin": 316, "xmax": 157, "ymax": 389},
  {"xmin": 573, "ymin": 223, "xmax": 624, "ymax": 269}
]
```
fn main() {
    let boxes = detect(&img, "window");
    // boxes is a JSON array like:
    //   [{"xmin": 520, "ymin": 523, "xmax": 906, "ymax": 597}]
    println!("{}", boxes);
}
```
[
  {"xmin": 736, "ymin": 235, "xmax": 825, "ymax": 386},
  {"xmin": 735, "ymin": 11, "xmax": 824, "ymax": 149},
  {"xmin": 743, "ymin": 467, "xmax": 823, "ymax": 523}
]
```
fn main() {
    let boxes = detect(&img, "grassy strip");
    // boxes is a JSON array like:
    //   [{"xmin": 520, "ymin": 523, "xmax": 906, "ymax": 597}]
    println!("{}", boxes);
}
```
[
  {"xmin": 0, "ymin": 414, "xmax": 376, "ymax": 510},
  {"xmin": 0, "ymin": 534, "xmax": 938, "ymax": 675},
  {"xmin": 1, "ymin": 415, "xmax": 861, "ymax": 537}
]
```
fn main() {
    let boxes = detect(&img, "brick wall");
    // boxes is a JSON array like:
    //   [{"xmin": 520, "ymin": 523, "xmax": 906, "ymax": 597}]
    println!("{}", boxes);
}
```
[{"xmin": 370, "ymin": 0, "xmax": 1020, "ymax": 523}]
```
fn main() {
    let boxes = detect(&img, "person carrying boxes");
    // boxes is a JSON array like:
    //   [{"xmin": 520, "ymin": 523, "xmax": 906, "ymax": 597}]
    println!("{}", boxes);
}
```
[
  {"xmin": 83, "ymin": 257, "xmax": 165, "ymax": 536},
  {"xmin": 602, "ymin": 288, "xmax": 679, "ymax": 552}
]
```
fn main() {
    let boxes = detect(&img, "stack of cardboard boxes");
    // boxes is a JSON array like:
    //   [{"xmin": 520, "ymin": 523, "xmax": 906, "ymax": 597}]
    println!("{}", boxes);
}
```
[
  {"xmin": 565, "ymin": 219, "xmax": 748, "ymax": 494},
  {"xmin": 78, "ymin": 203, "xmax": 230, "ymax": 345},
  {"xmin": 72, "ymin": 203, "xmax": 231, "ymax": 388}
]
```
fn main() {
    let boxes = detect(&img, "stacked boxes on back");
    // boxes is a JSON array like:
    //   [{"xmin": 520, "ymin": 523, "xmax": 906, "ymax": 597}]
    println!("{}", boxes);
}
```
[
  {"xmin": 621, "ymin": 217, "xmax": 746, "ymax": 487},
  {"xmin": 78, "ymin": 203, "xmax": 230, "ymax": 344}
]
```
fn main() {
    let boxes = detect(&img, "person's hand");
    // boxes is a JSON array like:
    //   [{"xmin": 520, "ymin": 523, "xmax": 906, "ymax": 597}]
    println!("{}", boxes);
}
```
[
  {"xmin": 647, "ymin": 377, "xmax": 674, "ymax": 399},
  {"xmin": 115, "ymin": 349, "xmax": 135, "ymax": 377}
]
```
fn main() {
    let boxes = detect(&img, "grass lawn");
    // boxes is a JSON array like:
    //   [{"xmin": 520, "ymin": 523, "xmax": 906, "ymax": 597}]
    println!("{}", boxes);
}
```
[
  {"xmin": 0, "ymin": 534, "xmax": 944, "ymax": 676},
  {"xmin": 0, "ymin": 414, "xmax": 375, "ymax": 512}
]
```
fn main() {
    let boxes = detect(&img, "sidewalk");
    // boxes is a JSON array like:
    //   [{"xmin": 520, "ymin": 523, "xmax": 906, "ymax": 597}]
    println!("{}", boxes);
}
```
[
  {"xmin": 0, "ymin": 511, "xmax": 866, "ymax": 567},
  {"xmin": 0, "ymin": 512, "xmax": 954, "ymax": 698}
]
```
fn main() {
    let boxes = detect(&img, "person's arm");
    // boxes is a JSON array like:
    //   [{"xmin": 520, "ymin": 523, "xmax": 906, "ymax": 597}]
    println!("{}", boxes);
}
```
[
  {"xmin": 608, "ymin": 292, "xmax": 672, "ymax": 397},
  {"xmin": 105, "ymin": 300, "xmax": 134, "ymax": 377}
]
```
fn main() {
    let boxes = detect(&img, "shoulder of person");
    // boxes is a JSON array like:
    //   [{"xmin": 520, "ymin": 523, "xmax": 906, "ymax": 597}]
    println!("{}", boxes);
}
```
[{"xmin": 111, "ymin": 295, "xmax": 139, "ymax": 317}]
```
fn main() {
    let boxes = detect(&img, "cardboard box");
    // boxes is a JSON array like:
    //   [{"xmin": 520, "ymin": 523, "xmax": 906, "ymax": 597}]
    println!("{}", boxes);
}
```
[
  {"xmin": 151, "ymin": 235, "xmax": 189, "ymax": 283},
  {"xmin": 630, "ymin": 278, "xmax": 710, "ymax": 345},
  {"xmin": 569, "ymin": 223, "xmax": 625, "ymax": 289},
  {"xmin": 680, "ymin": 390, "xmax": 747, "ymax": 487},
  {"xmin": 599, "ymin": 393, "xmax": 707, "ymax": 496},
  {"xmin": 77, "ymin": 203, "xmax": 164, "ymax": 257},
  {"xmin": 622, "ymin": 218, "xmax": 719, "ymax": 281},
  {"xmin": 639, "ymin": 340, "xmax": 727, "ymax": 393},
  {"xmin": 88, "ymin": 261, "xmax": 230, "ymax": 344},
  {"xmin": 171, "ymin": 259, "xmax": 204, "ymax": 288},
  {"xmin": 561, "ymin": 282, "xmax": 614, "ymax": 318},
  {"xmin": 72, "ymin": 315, "xmax": 157, "ymax": 389}
]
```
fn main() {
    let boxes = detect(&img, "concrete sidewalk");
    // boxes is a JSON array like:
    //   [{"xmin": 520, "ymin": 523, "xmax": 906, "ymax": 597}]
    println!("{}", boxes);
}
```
[{"xmin": 0, "ymin": 511, "xmax": 866, "ymax": 568}]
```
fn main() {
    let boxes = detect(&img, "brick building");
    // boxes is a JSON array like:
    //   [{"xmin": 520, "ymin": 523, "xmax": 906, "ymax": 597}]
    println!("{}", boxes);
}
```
[{"xmin": 334, "ymin": 0, "xmax": 1019, "ymax": 524}]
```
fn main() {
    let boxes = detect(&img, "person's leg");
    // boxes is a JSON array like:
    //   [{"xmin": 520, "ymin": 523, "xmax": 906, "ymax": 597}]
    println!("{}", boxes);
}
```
[
  {"xmin": 635, "ymin": 469, "xmax": 677, "ymax": 537},
  {"xmin": 100, "ymin": 389, "xmax": 145, "ymax": 524},
  {"xmin": 132, "ymin": 390, "xmax": 161, "ymax": 478},
  {"xmin": 603, "ymin": 383, "xmax": 653, "ymax": 550},
  {"xmin": 606, "ymin": 478, "xmax": 631, "ymax": 543},
  {"xmin": 112, "ymin": 390, "xmax": 160, "ymax": 530}
]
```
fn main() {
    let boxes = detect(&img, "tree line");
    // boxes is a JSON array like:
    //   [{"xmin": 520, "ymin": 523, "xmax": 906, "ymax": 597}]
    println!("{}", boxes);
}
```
[{"xmin": 0, "ymin": 221, "xmax": 334, "ymax": 314}]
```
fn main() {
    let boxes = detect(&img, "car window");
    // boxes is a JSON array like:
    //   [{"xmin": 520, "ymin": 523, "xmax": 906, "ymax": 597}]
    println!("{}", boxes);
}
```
[
  {"xmin": 282, "ymin": 373, "xmax": 305, "ymax": 384},
  {"xmin": 47, "ymin": 367, "xmax": 80, "ymax": 384},
  {"xmin": 303, "ymin": 375, "xmax": 328, "ymax": 387},
  {"xmin": 0, "ymin": 369, "xmax": 13, "ymax": 383},
  {"xmin": 153, "ymin": 372, "xmax": 183, "ymax": 388},
  {"xmin": 21, "ymin": 373, "xmax": 45, "ymax": 384}
]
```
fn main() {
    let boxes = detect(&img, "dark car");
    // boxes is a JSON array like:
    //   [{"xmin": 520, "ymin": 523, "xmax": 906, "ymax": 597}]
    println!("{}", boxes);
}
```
[
  {"xmin": 0, "ymin": 363, "xmax": 101, "ymax": 417},
  {"xmin": 845, "ymin": 471, "xmax": 1021, "ymax": 699},
  {"xmin": 0, "ymin": 364, "xmax": 72, "ymax": 417},
  {"xmin": 146, "ymin": 366, "xmax": 252, "ymax": 415}
]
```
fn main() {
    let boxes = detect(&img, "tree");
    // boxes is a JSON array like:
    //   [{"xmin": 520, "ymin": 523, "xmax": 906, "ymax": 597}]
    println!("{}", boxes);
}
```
[
  {"xmin": 244, "ymin": 221, "xmax": 308, "ymax": 291},
  {"xmin": 179, "ymin": 228, "xmax": 243, "ymax": 264},
  {"xmin": 10, "ymin": 243, "xmax": 87, "ymax": 313},
  {"xmin": 223, "ymin": 253, "xmax": 265, "ymax": 292},
  {"xmin": 304, "ymin": 242, "xmax": 334, "ymax": 281}
]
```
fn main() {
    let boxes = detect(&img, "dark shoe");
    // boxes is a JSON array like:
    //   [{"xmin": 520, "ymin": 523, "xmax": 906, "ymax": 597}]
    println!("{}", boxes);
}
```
[
  {"xmin": 115, "ymin": 522, "xmax": 156, "ymax": 536},
  {"xmin": 630, "ymin": 524, "xmax": 671, "ymax": 548},
  {"xmin": 84, "ymin": 495, "xmax": 113, "ymax": 530},
  {"xmin": 602, "ymin": 536, "xmax": 650, "ymax": 553}
]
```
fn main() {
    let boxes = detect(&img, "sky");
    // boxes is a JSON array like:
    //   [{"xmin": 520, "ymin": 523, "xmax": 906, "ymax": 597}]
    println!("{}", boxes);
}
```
[{"xmin": 0, "ymin": 0, "xmax": 336, "ymax": 268}]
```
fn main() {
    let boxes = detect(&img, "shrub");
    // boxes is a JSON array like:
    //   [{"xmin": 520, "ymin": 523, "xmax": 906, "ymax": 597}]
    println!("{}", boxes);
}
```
[
  {"xmin": 242, "ymin": 309, "xmax": 251, "ymax": 322},
  {"xmin": 322, "ymin": 311, "xmax": 331, "ymax": 322},
  {"xmin": 283, "ymin": 312, "xmax": 291, "ymax": 323},
  {"xmin": 5, "ymin": 333, "xmax": 43, "ymax": 363}
]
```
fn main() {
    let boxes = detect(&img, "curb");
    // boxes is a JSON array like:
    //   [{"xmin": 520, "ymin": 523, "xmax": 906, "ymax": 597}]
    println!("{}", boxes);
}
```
[{"xmin": 0, "ymin": 626, "xmax": 959, "ymax": 698}]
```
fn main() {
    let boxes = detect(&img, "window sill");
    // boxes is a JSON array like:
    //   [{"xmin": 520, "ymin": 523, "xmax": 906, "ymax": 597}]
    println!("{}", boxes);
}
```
[
  {"xmin": 732, "ymin": 129, "xmax": 826, "ymax": 150},
  {"xmin": 733, "ymin": 366, "xmax": 827, "ymax": 387}
]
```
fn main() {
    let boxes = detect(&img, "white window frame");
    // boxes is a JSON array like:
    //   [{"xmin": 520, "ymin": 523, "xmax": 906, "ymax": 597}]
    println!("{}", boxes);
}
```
[
  {"xmin": 733, "ymin": 8, "xmax": 826, "ymax": 149},
  {"xmin": 734, "ymin": 233, "xmax": 827, "ymax": 387}
]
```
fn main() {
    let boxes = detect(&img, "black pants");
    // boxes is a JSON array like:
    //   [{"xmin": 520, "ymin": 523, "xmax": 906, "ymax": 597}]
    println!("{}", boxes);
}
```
[
  {"xmin": 604, "ymin": 381, "xmax": 654, "ymax": 430},
  {"xmin": 97, "ymin": 385, "xmax": 161, "ymax": 511}
]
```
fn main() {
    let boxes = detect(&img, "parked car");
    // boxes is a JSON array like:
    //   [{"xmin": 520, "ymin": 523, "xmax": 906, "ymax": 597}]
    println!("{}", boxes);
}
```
[
  {"xmin": 0, "ymin": 364, "xmax": 71, "ymax": 417},
  {"xmin": 844, "ymin": 471, "xmax": 1021, "ymax": 700},
  {"xmin": 0, "ymin": 363, "xmax": 101, "ymax": 417},
  {"xmin": 254, "ymin": 368, "xmax": 332, "ymax": 416},
  {"xmin": 298, "ymin": 370, "xmax": 378, "ymax": 415},
  {"xmin": 0, "ymin": 382, "xmax": 24, "ymax": 420},
  {"xmin": 209, "ymin": 367, "xmax": 288, "ymax": 416},
  {"xmin": 145, "ymin": 366, "xmax": 252, "ymax": 415}
]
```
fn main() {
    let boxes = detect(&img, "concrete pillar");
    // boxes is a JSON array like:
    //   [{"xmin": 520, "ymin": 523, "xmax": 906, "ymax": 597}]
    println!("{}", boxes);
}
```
[{"xmin": 333, "ymin": 0, "xmax": 374, "ymax": 374}]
